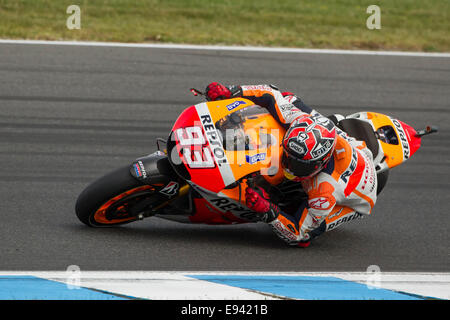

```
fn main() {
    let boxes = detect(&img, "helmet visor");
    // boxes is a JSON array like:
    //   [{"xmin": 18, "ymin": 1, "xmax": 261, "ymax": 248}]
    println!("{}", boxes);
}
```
[{"xmin": 282, "ymin": 152, "xmax": 323, "ymax": 178}]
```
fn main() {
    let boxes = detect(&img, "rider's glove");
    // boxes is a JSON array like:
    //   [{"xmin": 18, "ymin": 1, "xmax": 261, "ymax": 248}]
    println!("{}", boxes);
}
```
[
  {"xmin": 297, "ymin": 235, "xmax": 311, "ymax": 248},
  {"xmin": 205, "ymin": 82, "xmax": 232, "ymax": 101},
  {"xmin": 245, "ymin": 187, "xmax": 280, "ymax": 223},
  {"xmin": 297, "ymin": 239, "xmax": 311, "ymax": 248},
  {"xmin": 296, "ymin": 220, "xmax": 326, "ymax": 248}
]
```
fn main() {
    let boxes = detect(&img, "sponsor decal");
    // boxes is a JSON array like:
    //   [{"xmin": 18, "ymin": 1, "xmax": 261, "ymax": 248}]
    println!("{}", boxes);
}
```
[
  {"xmin": 159, "ymin": 181, "xmax": 179, "ymax": 197},
  {"xmin": 192, "ymin": 184, "xmax": 257, "ymax": 221},
  {"xmin": 360, "ymin": 152, "xmax": 376, "ymax": 193},
  {"xmin": 208, "ymin": 198, "xmax": 257, "ymax": 220},
  {"xmin": 242, "ymin": 85, "xmax": 272, "ymax": 91},
  {"xmin": 283, "ymin": 109, "xmax": 303, "ymax": 123},
  {"xmin": 193, "ymin": 103, "xmax": 236, "ymax": 188},
  {"xmin": 225, "ymin": 100, "xmax": 246, "ymax": 111},
  {"xmin": 133, "ymin": 160, "xmax": 147, "ymax": 179},
  {"xmin": 391, "ymin": 118, "xmax": 410, "ymax": 159},
  {"xmin": 279, "ymin": 103, "xmax": 302, "ymax": 122},
  {"xmin": 309, "ymin": 197, "xmax": 332, "ymax": 210},
  {"xmin": 341, "ymin": 148, "xmax": 359, "ymax": 183},
  {"xmin": 278, "ymin": 103, "xmax": 293, "ymax": 112},
  {"xmin": 327, "ymin": 212, "xmax": 362, "ymax": 231},
  {"xmin": 133, "ymin": 163, "xmax": 142, "ymax": 177},
  {"xmin": 288, "ymin": 140, "xmax": 305, "ymax": 156},
  {"xmin": 199, "ymin": 114, "xmax": 229, "ymax": 168},
  {"xmin": 245, "ymin": 153, "xmax": 266, "ymax": 165},
  {"xmin": 271, "ymin": 221, "xmax": 298, "ymax": 242},
  {"xmin": 310, "ymin": 139, "xmax": 333, "ymax": 159}
]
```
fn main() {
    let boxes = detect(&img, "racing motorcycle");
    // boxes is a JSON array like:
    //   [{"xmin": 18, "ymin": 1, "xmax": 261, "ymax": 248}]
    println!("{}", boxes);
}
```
[{"xmin": 75, "ymin": 91, "xmax": 437, "ymax": 227}]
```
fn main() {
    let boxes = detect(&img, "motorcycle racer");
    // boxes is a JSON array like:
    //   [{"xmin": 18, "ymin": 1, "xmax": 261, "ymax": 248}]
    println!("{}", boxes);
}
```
[{"xmin": 205, "ymin": 82, "xmax": 378, "ymax": 247}]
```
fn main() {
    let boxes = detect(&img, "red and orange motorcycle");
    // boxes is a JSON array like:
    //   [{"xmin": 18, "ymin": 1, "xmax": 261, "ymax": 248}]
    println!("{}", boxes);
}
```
[{"xmin": 75, "ymin": 92, "xmax": 437, "ymax": 228}]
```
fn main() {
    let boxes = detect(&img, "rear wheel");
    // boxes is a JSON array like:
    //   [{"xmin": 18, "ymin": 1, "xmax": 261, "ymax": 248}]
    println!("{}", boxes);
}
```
[{"xmin": 75, "ymin": 165, "xmax": 164, "ymax": 227}]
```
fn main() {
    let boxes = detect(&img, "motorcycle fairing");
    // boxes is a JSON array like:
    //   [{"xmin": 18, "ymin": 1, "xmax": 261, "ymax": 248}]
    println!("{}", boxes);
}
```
[
  {"xmin": 345, "ymin": 112, "xmax": 422, "ymax": 171},
  {"xmin": 168, "ymin": 103, "xmax": 231, "ymax": 193},
  {"xmin": 130, "ymin": 151, "xmax": 178, "ymax": 185},
  {"xmin": 165, "ymin": 104, "xmax": 427, "ymax": 225},
  {"xmin": 168, "ymin": 98, "xmax": 285, "ymax": 193},
  {"xmin": 189, "ymin": 184, "xmax": 260, "ymax": 224}
]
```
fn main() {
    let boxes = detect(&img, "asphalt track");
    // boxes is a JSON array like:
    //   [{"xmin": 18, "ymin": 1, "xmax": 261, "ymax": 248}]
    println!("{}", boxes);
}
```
[{"xmin": 0, "ymin": 43, "xmax": 449, "ymax": 272}]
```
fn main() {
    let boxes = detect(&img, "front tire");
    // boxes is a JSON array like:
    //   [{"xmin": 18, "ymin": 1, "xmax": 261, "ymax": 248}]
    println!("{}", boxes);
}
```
[{"xmin": 75, "ymin": 165, "xmax": 162, "ymax": 227}]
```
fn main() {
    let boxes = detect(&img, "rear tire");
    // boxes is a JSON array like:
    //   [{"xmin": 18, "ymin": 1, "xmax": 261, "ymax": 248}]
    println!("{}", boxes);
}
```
[{"xmin": 75, "ymin": 165, "xmax": 161, "ymax": 227}]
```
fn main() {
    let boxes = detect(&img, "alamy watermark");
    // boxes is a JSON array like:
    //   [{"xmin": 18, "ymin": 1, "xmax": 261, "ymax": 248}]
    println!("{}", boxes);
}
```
[
  {"xmin": 366, "ymin": 5, "xmax": 381, "ymax": 30},
  {"xmin": 366, "ymin": 265, "xmax": 381, "ymax": 289},
  {"xmin": 66, "ymin": 5, "xmax": 81, "ymax": 30},
  {"xmin": 64, "ymin": 5, "xmax": 381, "ymax": 32},
  {"xmin": 169, "ymin": 120, "xmax": 281, "ymax": 176},
  {"xmin": 65, "ymin": 265, "xmax": 81, "ymax": 289}
]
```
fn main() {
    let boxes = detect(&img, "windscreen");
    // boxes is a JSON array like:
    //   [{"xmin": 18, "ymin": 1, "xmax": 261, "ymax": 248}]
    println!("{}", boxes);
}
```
[{"xmin": 215, "ymin": 104, "xmax": 275, "ymax": 151}]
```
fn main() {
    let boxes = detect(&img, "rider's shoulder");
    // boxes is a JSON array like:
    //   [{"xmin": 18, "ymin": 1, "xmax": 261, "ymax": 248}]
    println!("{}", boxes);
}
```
[{"xmin": 323, "ymin": 136, "xmax": 359, "ymax": 182}]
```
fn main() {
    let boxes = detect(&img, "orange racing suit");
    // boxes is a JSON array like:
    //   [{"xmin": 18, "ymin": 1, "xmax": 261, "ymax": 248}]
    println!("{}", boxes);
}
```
[{"xmin": 232, "ymin": 84, "xmax": 378, "ymax": 244}]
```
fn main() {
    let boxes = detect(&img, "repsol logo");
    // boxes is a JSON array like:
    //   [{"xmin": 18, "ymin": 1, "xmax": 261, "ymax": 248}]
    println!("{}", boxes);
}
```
[
  {"xmin": 209, "ymin": 198, "xmax": 257, "ymax": 220},
  {"xmin": 391, "ymin": 118, "xmax": 410, "ymax": 159},
  {"xmin": 200, "ymin": 114, "xmax": 228, "ymax": 167},
  {"xmin": 341, "ymin": 148, "xmax": 358, "ymax": 183},
  {"xmin": 133, "ymin": 160, "xmax": 147, "ymax": 179},
  {"xmin": 288, "ymin": 141, "xmax": 305, "ymax": 156}
]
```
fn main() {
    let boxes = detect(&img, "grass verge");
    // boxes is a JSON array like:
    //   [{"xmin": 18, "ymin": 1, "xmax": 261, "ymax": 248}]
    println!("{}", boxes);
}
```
[{"xmin": 0, "ymin": 0, "xmax": 448, "ymax": 52}]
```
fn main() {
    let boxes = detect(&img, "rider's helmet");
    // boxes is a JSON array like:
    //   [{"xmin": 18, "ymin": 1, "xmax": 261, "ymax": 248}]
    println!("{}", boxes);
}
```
[{"xmin": 282, "ymin": 114, "xmax": 337, "ymax": 181}]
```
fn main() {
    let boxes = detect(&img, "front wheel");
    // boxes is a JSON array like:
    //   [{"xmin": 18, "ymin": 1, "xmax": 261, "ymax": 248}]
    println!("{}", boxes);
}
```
[{"xmin": 75, "ymin": 165, "xmax": 164, "ymax": 227}]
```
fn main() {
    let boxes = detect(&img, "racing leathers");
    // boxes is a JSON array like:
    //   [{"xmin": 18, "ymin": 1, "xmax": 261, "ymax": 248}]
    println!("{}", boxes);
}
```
[
  {"xmin": 206, "ymin": 83, "xmax": 378, "ymax": 245},
  {"xmin": 273, "ymin": 131, "xmax": 378, "ymax": 245}
]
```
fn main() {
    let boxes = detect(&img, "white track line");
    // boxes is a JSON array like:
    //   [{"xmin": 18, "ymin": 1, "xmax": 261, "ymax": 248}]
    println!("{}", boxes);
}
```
[
  {"xmin": 0, "ymin": 39, "xmax": 449, "ymax": 57},
  {"xmin": 2, "ymin": 271, "xmax": 449, "ymax": 300}
]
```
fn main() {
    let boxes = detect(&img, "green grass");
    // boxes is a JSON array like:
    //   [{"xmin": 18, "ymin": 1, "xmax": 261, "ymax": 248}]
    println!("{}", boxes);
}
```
[{"xmin": 0, "ymin": 0, "xmax": 449, "ymax": 51}]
